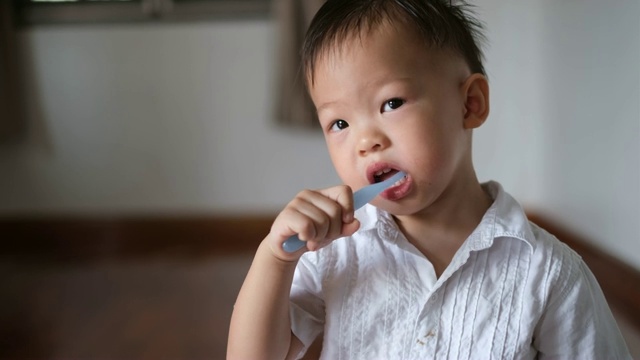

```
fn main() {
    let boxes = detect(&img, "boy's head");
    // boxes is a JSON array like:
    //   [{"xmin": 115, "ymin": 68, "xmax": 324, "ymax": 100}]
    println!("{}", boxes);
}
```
[
  {"xmin": 301, "ymin": 0, "xmax": 491, "ymax": 216},
  {"xmin": 302, "ymin": 0, "xmax": 486, "ymax": 86}
]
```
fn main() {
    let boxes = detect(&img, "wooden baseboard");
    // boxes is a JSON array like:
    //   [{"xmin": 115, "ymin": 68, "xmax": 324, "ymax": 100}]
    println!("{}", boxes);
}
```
[{"xmin": 1, "ymin": 213, "xmax": 638, "ymax": 329}]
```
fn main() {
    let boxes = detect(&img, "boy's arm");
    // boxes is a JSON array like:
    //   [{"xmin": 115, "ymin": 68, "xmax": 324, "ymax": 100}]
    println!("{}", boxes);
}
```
[
  {"xmin": 227, "ymin": 186, "xmax": 359, "ymax": 360},
  {"xmin": 227, "ymin": 240, "xmax": 300, "ymax": 360}
]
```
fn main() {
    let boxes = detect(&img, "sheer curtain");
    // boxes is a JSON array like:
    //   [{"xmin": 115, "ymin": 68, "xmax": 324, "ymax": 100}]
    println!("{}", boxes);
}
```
[
  {"xmin": 0, "ymin": 1, "xmax": 24, "ymax": 142},
  {"xmin": 274, "ymin": 0, "xmax": 325, "ymax": 129}
]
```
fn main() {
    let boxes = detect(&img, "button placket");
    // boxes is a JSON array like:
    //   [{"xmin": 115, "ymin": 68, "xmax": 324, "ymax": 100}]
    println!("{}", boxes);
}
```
[{"xmin": 413, "ymin": 290, "xmax": 442, "ymax": 358}]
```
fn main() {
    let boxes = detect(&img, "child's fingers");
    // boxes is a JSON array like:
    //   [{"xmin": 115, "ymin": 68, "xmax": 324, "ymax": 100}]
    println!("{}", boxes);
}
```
[
  {"xmin": 284, "ymin": 199, "xmax": 328, "ymax": 241},
  {"xmin": 307, "ymin": 219, "xmax": 361, "ymax": 252},
  {"xmin": 304, "ymin": 185, "xmax": 355, "ymax": 239},
  {"xmin": 288, "ymin": 188, "xmax": 351, "ymax": 241},
  {"xmin": 269, "ymin": 186, "xmax": 357, "ymax": 253},
  {"xmin": 317, "ymin": 185, "xmax": 355, "ymax": 224},
  {"xmin": 267, "ymin": 185, "xmax": 357, "ymax": 260}
]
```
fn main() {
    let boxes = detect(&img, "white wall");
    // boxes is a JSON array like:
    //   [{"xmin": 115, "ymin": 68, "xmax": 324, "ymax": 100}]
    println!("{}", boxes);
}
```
[
  {"xmin": 0, "ymin": 21, "xmax": 338, "ymax": 215},
  {"xmin": 0, "ymin": 1, "xmax": 638, "ymax": 269}
]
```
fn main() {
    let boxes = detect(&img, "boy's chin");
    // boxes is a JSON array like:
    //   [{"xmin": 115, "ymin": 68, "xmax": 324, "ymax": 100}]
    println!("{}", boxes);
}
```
[{"xmin": 371, "ymin": 200, "xmax": 412, "ymax": 216}]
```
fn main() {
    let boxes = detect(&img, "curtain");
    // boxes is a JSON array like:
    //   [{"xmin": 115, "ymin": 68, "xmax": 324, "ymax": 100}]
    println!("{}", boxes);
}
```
[
  {"xmin": 0, "ymin": 1, "xmax": 24, "ymax": 142},
  {"xmin": 273, "ymin": 0, "xmax": 325, "ymax": 129}
]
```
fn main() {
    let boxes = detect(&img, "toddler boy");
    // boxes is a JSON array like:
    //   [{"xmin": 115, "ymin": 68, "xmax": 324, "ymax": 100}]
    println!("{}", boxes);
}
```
[{"xmin": 228, "ymin": 0, "xmax": 631, "ymax": 358}]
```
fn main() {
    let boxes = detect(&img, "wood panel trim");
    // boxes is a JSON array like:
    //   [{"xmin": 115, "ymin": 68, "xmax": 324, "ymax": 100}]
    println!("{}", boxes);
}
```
[
  {"xmin": 1, "ymin": 213, "xmax": 638, "ymax": 329},
  {"xmin": 0, "ymin": 215, "xmax": 275, "ymax": 262}
]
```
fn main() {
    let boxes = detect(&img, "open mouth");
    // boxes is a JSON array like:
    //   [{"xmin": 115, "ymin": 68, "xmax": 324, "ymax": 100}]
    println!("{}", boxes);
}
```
[
  {"xmin": 373, "ymin": 168, "xmax": 398, "ymax": 183},
  {"xmin": 371, "ymin": 168, "xmax": 406, "ymax": 186},
  {"xmin": 366, "ymin": 165, "xmax": 411, "ymax": 201}
]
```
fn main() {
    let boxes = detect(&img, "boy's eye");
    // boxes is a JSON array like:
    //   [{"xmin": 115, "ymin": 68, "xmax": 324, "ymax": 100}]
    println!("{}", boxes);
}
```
[
  {"xmin": 382, "ymin": 98, "xmax": 405, "ymax": 112},
  {"xmin": 329, "ymin": 119, "xmax": 349, "ymax": 132}
]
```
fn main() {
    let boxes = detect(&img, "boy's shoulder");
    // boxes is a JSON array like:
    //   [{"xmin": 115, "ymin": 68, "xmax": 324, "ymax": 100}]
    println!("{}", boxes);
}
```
[
  {"xmin": 527, "ymin": 219, "xmax": 577, "ymax": 257},
  {"xmin": 526, "ymin": 219, "xmax": 588, "ymax": 287},
  {"xmin": 489, "ymin": 182, "xmax": 587, "ymax": 282}
]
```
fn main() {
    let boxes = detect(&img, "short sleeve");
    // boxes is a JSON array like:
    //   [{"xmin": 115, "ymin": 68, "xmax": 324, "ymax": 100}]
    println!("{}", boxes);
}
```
[
  {"xmin": 533, "ymin": 248, "xmax": 631, "ymax": 359},
  {"xmin": 290, "ymin": 252, "xmax": 326, "ymax": 353}
]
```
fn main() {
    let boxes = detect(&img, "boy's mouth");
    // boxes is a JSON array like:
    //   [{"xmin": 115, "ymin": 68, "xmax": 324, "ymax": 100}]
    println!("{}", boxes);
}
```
[
  {"xmin": 366, "ymin": 164, "xmax": 411, "ymax": 201},
  {"xmin": 373, "ymin": 168, "xmax": 398, "ymax": 183},
  {"xmin": 369, "ymin": 166, "xmax": 406, "ymax": 186}
]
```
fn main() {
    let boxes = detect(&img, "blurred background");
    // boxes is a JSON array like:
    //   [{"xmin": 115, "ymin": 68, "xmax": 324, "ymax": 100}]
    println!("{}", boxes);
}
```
[{"xmin": 0, "ymin": 0, "xmax": 638, "ymax": 358}]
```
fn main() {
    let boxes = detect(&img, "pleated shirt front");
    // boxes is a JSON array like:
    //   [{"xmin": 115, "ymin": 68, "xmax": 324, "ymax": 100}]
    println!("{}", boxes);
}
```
[{"xmin": 289, "ymin": 182, "xmax": 630, "ymax": 359}]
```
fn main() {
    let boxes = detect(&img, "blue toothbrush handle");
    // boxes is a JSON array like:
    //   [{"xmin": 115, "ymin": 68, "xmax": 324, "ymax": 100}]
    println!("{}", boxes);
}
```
[{"xmin": 283, "ymin": 235, "xmax": 306, "ymax": 252}]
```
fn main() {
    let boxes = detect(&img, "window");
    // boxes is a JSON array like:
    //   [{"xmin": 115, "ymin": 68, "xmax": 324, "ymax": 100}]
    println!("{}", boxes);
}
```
[{"xmin": 13, "ymin": 0, "xmax": 271, "ymax": 26}]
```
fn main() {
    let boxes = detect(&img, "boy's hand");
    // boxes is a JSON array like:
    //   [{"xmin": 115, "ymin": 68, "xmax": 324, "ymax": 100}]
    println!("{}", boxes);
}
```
[{"xmin": 266, "ymin": 185, "xmax": 361, "ymax": 262}]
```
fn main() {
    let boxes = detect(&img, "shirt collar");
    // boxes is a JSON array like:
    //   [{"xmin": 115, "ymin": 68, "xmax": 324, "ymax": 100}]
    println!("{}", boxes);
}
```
[{"xmin": 468, "ymin": 181, "xmax": 536, "ymax": 253}]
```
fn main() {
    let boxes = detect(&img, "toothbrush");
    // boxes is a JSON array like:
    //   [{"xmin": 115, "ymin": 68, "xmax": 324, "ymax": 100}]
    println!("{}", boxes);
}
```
[{"xmin": 282, "ymin": 171, "xmax": 406, "ymax": 252}]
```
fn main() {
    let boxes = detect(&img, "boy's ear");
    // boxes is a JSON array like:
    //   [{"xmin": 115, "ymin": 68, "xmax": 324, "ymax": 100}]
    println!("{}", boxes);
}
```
[{"xmin": 461, "ymin": 73, "xmax": 490, "ymax": 129}]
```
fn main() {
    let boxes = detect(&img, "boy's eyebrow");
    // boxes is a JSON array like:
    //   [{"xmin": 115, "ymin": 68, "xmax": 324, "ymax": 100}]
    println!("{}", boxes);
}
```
[{"xmin": 316, "ymin": 100, "xmax": 339, "ymax": 114}]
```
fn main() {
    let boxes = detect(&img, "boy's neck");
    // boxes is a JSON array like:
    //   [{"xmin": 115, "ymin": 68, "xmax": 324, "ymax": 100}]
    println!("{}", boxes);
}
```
[{"xmin": 393, "ymin": 175, "xmax": 492, "ymax": 277}]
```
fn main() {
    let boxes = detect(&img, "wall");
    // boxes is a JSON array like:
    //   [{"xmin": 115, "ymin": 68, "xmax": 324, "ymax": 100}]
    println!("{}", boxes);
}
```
[
  {"xmin": 0, "ymin": 20, "xmax": 338, "ymax": 215},
  {"xmin": 0, "ymin": 1, "xmax": 638, "ymax": 269}
]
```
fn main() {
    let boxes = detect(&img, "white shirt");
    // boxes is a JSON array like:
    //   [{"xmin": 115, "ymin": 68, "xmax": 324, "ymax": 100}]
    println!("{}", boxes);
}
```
[{"xmin": 290, "ymin": 182, "xmax": 631, "ymax": 359}]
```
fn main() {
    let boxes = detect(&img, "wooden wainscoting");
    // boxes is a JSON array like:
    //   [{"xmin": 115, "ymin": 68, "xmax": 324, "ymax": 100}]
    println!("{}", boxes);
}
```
[{"xmin": 0, "ymin": 215, "xmax": 273, "ymax": 262}]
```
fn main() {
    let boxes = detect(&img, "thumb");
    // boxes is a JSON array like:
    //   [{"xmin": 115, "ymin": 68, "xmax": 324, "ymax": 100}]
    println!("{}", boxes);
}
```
[{"xmin": 341, "ymin": 219, "xmax": 361, "ymax": 237}]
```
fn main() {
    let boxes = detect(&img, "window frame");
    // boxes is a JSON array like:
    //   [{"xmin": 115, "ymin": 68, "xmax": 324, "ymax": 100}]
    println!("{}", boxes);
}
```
[{"xmin": 14, "ymin": 0, "xmax": 272, "ymax": 26}]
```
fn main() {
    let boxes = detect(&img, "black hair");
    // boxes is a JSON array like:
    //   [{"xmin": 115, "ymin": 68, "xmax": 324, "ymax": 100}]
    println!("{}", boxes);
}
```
[{"xmin": 302, "ymin": 0, "xmax": 487, "ymax": 85}]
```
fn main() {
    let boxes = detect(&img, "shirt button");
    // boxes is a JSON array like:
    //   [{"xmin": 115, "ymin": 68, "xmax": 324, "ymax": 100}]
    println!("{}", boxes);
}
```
[{"xmin": 416, "ymin": 329, "xmax": 438, "ymax": 346}]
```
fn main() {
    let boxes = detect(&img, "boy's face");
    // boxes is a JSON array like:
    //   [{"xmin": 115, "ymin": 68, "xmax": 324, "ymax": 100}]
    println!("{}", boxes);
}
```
[{"xmin": 308, "ymin": 21, "xmax": 485, "ymax": 217}]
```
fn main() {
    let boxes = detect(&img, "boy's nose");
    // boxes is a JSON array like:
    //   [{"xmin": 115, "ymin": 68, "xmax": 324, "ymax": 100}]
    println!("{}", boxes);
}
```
[{"xmin": 357, "ymin": 127, "xmax": 390, "ymax": 156}]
